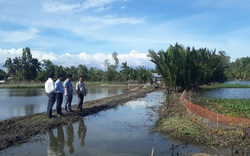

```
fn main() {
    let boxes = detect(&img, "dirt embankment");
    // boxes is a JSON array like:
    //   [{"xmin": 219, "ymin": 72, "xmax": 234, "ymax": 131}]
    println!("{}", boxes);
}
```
[{"xmin": 0, "ymin": 88, "xmax": 155, "ymax": 151}]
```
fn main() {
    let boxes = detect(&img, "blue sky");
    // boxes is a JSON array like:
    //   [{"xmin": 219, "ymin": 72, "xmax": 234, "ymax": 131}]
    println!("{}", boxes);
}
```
[{"xmin": 0, "ymin": 0, "xmax": 250, "ymax": 70}]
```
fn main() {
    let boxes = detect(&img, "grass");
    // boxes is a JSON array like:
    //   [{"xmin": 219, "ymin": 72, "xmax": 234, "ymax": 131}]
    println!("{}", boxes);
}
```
[
  {"xmin": 157, "ymin": 116, "xmax": 201, "ymax": 137},
  {"xmin": 202, "ymin": 83, "xmax": 250, "ymax": 89},
  {"xmin": 0, "ymin": 81, "xmax": 129, "ymax": 88},
  {"xmin": 0, "ymin": 82, "xmax": 44, "ymax": 88}
]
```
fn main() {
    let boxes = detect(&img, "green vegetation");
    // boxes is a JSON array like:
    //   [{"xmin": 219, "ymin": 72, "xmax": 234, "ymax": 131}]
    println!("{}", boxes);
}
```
[
  {"xmin": 157, "ymin": 116, "xmax": 200, "ymax": 137},
  {"xmin": 148, "ymin": 43, "xmax": 230, "ymax": 93},
  {"xmin": 226, "ymin": 57, "xmax": 250, "ymax": 80},
  {"xmin": 0, "ymin": 82, "xmax": 44, "ymax": 88},
  {"xmin": 154, "ymin": 93, "xmax": 250, "ymax": 150},
  {"xmin": 202, "ymin": 83, "xmax": 250, "ymax": 89},
  {"xmin": 199, "ymin": 98, "xmax": 250, "ymax": 119}
]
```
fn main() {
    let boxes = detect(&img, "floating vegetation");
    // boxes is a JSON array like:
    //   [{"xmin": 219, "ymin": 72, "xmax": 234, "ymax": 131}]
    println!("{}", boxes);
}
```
[{"xmin": 199, "ymin": 98, "xmax": 250, "ymax": 119}]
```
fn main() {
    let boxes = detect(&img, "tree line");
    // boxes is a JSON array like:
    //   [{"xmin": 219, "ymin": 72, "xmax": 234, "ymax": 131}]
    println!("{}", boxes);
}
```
[
  {"xmin": 1, "ymin": 45, "xmax": 249, "ymax": 89},
  {"xmin": 226, "ymin": 57, "xmax": 250, "ymax": 80},
  {"xmin": 1, "ymin": 47, "xmax": 153, "ymax": 83}
]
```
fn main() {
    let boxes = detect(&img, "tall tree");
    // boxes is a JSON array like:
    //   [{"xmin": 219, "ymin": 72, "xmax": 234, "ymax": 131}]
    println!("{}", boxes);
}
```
[
  {"xmin": 120, "ymin": 62, "xmax": 130, "ymax": 81},
  {"xmin": 3, "ymin": 58, "xmax": 15, "ymax": 77},
  {"xmin": 112, "ymin": 51, "xmax": 119, "ymax": 70}
]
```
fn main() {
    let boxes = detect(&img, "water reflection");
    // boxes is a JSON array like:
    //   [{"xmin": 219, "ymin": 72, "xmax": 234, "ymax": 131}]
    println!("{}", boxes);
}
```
[
  {"xmin": 0, "ymin": 88, "xmax": 46, "ymax": 97},
  {"xmin": 47, "ymin": 126, "xmax": 65, "ymax": 156},
  {"xmin": 126, "ymin": 101, "xmax": 147, "ymax": 109},
  {"xmin": 47, "ymin": 118, "xmax": 87, "ymax": 156},
  {"xmin": 66, "ymin": 124, "xmax": 74, "ymax": 153},
  {"xmin": 78, "ymin": 118, "xmax": 87, "ymax": 146}
]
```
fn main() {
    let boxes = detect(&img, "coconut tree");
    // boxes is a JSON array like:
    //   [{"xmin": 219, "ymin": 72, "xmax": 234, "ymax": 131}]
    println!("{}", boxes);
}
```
[
  {"xmin": 120, "ymin": 61, "xmax": 130, "ymax": 81},
  {"xmin": 148, "ymin": 49, "xmax": 173, "ymax": 93},
  {"xmin": 3, "ymin": 58, "xmax": 15, "ymax": 78}
]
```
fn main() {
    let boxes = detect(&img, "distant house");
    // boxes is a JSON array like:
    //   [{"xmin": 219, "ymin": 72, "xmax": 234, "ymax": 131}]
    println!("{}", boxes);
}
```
[{"xmin": 152, "ymin": 73, "xmax": 162, "ymax": 85}]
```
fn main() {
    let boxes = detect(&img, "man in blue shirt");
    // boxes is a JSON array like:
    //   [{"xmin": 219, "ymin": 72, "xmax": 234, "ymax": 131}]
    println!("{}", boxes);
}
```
[
  {"xmin": 55, "ymin": 74, "xmax": 64, "ymax": 116},
  {"xmin": 63, "ymin": 74, "xmax": 73, "ymax": 112}
]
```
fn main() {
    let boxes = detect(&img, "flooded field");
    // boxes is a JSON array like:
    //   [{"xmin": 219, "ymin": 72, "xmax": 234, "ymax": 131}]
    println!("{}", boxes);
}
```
[
  {"xmin": 201, "ymin": 88, "xmax": 250, "ymax": 99},
  {"xmin": 1, "ymin": 81, "xmax": 249, "ymax": 155},
  {"xmin": 193, "ymin": 81, "xmax": 250, "ymax": 99},
  {"xmin": 0, "ymin": 87, "xmax": 126, "ymax": 120},
  {"xmin": 1, "ymin": 92, "xmax": 205, "ymax": 156}
]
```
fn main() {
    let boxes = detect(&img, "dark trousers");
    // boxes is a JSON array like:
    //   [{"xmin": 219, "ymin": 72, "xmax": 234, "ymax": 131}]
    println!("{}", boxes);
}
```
[
  {"xmin": 56, "ymin": 93, "xmax": 63, "ymax": 114},
  {"xmin": 65, "ymin": 95, "xmax": 73, "ymax": 111},
  {"xmin": 47, "ymin": 93, "xmax": 56, "ymax": 118},
  {"xmin": 77, "ymin": 94, "xmax": 84, "ymax": 110}
]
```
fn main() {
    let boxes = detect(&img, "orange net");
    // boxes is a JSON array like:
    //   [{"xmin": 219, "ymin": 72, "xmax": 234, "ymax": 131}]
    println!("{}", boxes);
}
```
[{"xmin": 180, "ymin": 90, "xmax": 250, "ymax": 127}]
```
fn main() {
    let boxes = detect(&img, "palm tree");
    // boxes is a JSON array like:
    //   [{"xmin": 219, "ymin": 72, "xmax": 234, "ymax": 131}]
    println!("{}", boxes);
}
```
[
  {"xmin": 120, "ymin": 62, "xmax": 130, "ymax": 81},
  {"xmin": 148, "ymin": 49, "xmax": 173, "ymax": 93},
  {"xmin": 30, "ymin": 58, "xmax": 42, "ymax": 80},
  {"xmin": 3, "ymin": 58, "xmax": 15, "ymax": 78},
  {"xmin": 13, "ymin": 57, "xmax": 22, "ymax": 81}
]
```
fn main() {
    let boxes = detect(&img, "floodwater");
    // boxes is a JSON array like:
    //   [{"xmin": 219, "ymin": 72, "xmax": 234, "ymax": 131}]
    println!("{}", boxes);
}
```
[
  {"xmin": 1, "ymin": 81, "xmax": 249, "ymax": 155},
  {"xmin": 0, "ymin": 87, "xmax": 126, "ymax": 120},
  {"xmin": 199, "ymin": 81, "xmax": 250, "ymax": 99},
  {"xmin": 1, "ymin": 91, "xmax": 211, "ymax": 156}
]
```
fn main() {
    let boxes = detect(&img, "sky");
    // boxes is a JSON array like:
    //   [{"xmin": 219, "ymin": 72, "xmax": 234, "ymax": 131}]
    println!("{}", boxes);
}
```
[{"xmin": 0, "ymin": 0, "xmax": 250, "ymax": 70}]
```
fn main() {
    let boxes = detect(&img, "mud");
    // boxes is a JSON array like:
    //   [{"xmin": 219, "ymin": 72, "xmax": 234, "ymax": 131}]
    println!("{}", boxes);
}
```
[{"xmin": 0, "ymin": 88, "xmax": 155, "ymax": 151}]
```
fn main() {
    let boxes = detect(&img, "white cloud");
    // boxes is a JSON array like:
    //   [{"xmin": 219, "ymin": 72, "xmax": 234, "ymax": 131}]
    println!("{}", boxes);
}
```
[
  {"xmin": 118, "ymin": 50, "xmax": 154, "ymax": 68},
  {"xmin": 0, "ymin": 49, "xmax": 154, "ymax": 70},
  {"xmin": 43, "ymin": 1, "xmax": 80, "ymax": 13},
  {"xmin": 82, "ymin": 0, "xmax": 116, "ymax": 10},
  {"xmin": 43, "ymin": 0, "xmax": 117, "ymax": 13}
]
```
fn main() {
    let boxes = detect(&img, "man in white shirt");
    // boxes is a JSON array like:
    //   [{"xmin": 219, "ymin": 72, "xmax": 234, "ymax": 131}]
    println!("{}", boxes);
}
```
[
  {"xmin": 45, "ymin": 72, "xmax": 57, "ymax": 118},
  {"xmin": 76, "ymin": 75, "xmax": 87, "ymax": 111}
]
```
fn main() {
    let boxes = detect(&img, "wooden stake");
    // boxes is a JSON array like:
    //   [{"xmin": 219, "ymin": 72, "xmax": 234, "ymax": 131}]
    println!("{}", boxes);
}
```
[{"xmin": 151, "ymin": 148, "xmax": 155, "ymax": 156}]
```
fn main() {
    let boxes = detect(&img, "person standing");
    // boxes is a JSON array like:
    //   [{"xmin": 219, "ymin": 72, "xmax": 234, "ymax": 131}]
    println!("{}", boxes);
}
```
[
  {"xmin": 45, "ymin": 72, "xmax": 57, "ymax": 118},
  {"xmin": 76, "ymin": 75, "xmax": 87, "ymax": 111},
  {"xmin": 64, "ymin": 74, "xmax": 73, "ymax": 112},
  {"xmin": 55, "ymin": 74, "xmax": 64, "ymax": 116}
]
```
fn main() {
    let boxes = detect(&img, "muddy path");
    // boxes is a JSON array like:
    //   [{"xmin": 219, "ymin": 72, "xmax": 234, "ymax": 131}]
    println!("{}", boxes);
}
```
[{"xmin": 0, "ymin": 88, "xmax": 156, "ymax": 151}]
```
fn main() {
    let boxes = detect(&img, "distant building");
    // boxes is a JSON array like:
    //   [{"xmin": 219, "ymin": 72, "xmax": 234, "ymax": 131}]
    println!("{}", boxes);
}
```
[{"xmin": 152, "ymin": 73, "xmax": 162, "ymax": 86}]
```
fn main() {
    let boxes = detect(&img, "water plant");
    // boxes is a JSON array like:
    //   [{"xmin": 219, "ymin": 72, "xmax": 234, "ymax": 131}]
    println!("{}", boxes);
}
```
[{"xmin": 199, "ymin": 98, "xmax": 250, "ymax": 119}]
